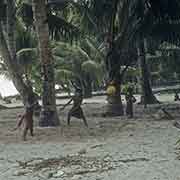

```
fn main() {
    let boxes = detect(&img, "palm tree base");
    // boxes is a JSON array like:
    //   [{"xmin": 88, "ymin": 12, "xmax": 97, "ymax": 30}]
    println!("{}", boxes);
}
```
[
  {"xmin": 84, "ymin": 93, "xmax": 92, "ymax": 99},
  {"xmin": 39, "ymin": 110, "xmax": 60, "ymax": 127},
  {"xmin": 104, "ymin": 103, "xmax": 124, "ymax": 116},
  {"xmin": 138, "ymin": 95, "xmax": 160, "ymax": 105}
]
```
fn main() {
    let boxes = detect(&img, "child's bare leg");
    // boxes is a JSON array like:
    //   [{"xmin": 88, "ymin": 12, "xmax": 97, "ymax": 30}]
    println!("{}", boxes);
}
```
[
  {"xmin": 29, "ymin": 119, "xmax": 34, "ymax": 136},
  {"xmin": 13, "ymin": 115, "xmax": 24, "ymax": 131},
  {"xmin": 30, "ymin": 125, "xmax": 33, "ymax": 136},
  {"xmin": 23, "ymin": 126, "xmax": 28, "ymax": 141},
  {"xmin": 67, "ymin": 112, "xmax": 71, "ymax": 126},
  {"xmin": 82, "ymin": 114, "xmax": 88, "ymax": 127}
]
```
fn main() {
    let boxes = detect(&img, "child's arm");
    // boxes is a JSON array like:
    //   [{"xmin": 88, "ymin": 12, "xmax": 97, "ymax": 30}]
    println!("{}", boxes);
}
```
[
  {"xmin": 13, "ymin": 114, "xmax": 25, "ymax": 131},
  {"xmin": 59, "ymin": 98, "xmax": 73, "ymax": 111},
  {"xmin": 132, "ymin": 95, "xmax": 136, "ymax": 103}
]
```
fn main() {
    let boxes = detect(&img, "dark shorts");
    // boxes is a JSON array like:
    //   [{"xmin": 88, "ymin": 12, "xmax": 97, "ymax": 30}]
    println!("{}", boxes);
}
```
[{"xmin": 69, "ymin": 107, "xmax": 84, "ymax": 119}]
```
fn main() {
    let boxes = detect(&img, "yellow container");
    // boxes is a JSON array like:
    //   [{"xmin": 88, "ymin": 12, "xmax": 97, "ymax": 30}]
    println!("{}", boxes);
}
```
[{"xmin": 106, "ymin": 85, "xmax": 116, "ymax": 96}]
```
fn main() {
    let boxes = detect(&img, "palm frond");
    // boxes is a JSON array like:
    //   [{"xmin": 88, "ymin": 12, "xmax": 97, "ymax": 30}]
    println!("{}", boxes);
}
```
[
  {"xmin": 16, "ymin": 48, "xmax": 37, "ymax": 66},
  {"xmin": 16, "ymin": 19, "xmax": 37, "ymax": 51},
  {"xmin": 81, "ymin": 60, "xmax": 103, "ymax": 84},
  {"xmin": 84, "ymin": 38, "xmax": 105, "ymax": 60},
  {"xmin": 0, "ymin": 1, "xmax": 6, "ymax": 22},
  {"xmin": 17, "ymin": 2, "xmax": 33, "ymax": 26},
  {"xmin": 81, "ymin": 60, "xmax": 99, "ymax": 73},
  {"xmin": 77, "ymin": 46, "xmax": 91, "ymax": 61},
  {"xmin": 55, "ymin": 69, "xmax": 75, "ymax": 83},
  {"xmin": 47, "ymin": 0, "xmax": 72, "ymax": 11},
  {"xmin": 16, "ymin": 47, "xmax": 37, "ymax": 57},
  {"xmin": 0, "ymin": 62, "xmax": 11, "ymax": 80},
  {"xmin": 53, "ymin": 42, "xmax": 90, "ymax": 63},
  {"xmin": 17, "ymin": 2, "xmax": 81, "ymax": 41},
  {"xmin": 48, "ymin": 14, "xmax": 81, "ymax": 41},
  {"xmin": 0, "ymin": 71, "xmax": 11, "ymax": 80}
]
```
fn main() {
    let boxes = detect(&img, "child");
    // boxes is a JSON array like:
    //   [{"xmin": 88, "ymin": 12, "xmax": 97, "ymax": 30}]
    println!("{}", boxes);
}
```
[
  {"xmin": 174, "ymin": 91, "xmax": 180, "ymax": 101},
  {"xmin": 14, "ymin": 101, "xmax": 38, "ymax": 141},
  {"xmin": 60, "ymin": 87, "xmax": 88, "ymax": 127},
  {"xmin": 125, "ymin": 85, "xmax": 136, "ymax": 118}
]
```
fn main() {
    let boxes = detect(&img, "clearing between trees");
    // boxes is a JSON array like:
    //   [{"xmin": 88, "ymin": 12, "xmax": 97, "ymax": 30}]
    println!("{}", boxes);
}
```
[{"xmin": 0, "ymin": 95, "xmax": 180, "ymax": 180}]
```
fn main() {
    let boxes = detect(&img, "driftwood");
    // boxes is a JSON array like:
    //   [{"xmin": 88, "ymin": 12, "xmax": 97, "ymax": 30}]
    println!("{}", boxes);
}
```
[
  {"xmin": 173, "ymin": 121, "xmax": 180, "ymax": 129},
  {"xmin": 161, "ymin": 108, "xmax": 174, "ymax": 119},
  {"xmin": 0, "ymin": 104, "xmax": 7, "ymax": 109},
  {"xmin": 149, "ymin": 108, "xmax": 174, "ymax": 120}
]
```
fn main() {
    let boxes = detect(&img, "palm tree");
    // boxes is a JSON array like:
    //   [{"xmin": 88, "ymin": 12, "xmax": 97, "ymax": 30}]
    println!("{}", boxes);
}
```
[
  {"xmin": 0, "ymin": 0, "xmax": 38, "ymax": 106},
  {"xmin": 97, "ymin": 0, "xmax": 138, "ymax": 116},
  {"xmin": 53, "ymin": 39, "xmax": 105, "ymax": 98},
  {"xmin": 135, "ymin": 0, "xmax": 180, "ymax": 105},
  {"xmin": 137, "ymin": 38, "xmax": 158, "ymax": 106},
  {"xmin": 88, "ymin": 0, "xmax": 180, "ymax": 109},
  {"xmin": 32, "ymin": 0, "xmax": 59, "ymax": 126}
]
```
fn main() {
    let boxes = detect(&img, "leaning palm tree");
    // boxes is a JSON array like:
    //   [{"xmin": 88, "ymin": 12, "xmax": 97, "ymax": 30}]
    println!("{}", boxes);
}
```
[
  {"xmin": 0, "ymin": 0, "xmax": 37, "ymax": 107},
  {"xmin": 137, "ymin": 38, "xmax": 159, "ymax": 106},
  {"xmin": 136, "ymin": 0, "xmax": 180, "ymax": 105},
  {"xmin": 32, "ymin": 0, "xmax": 60, "ymax": 126}
]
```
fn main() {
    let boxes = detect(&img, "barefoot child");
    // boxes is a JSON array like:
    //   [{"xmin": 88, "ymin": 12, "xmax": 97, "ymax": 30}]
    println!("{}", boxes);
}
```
[
  {"xmin": 60, "ymin": 87, "xmax": 88, "ymax": 127},
  {"xmin": 125, "ymin": 84, "xmax": 136, "ymax": 118},
  {"xmin": 174, "ymin": 91, "xmax": 180, "ymax": 101},
  {"xmin": 14, "ymin": 101, "xmax": 38, "ymax": 141}
]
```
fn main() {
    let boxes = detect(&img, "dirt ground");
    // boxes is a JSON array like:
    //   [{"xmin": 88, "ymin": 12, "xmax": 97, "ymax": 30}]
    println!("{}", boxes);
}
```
[{"xmin": 1, "ymin": 94, "xmax": 180, "ymax": 180}]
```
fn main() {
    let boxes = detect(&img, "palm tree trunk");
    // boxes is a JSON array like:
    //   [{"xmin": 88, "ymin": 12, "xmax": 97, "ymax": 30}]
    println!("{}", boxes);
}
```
[
  {"xmin": 138, "ymin": 38, "xmax": 158, "ymax": 105},
  {"xmin": 105, "ymin": 67, "xmax": 124, "ymax": 116},
  {"xmin": 0, "ymin": 1, "xmax": 37, "ymax": 107},
  {"xmin": 0, "ymin": 22, "xmax": 35, "ymax": 105},
  {"xmin": 104, "ymin": 0, "xmax": 124, "ymax": 116},
  {"xmin": 32, "ymin": 0, "xmax": 60, "ymax": 126},
  {"xmin": 83, "ymin": 74, "xmax": 92, "ymax": 98},
  {"xmin": 6, "ymin": 0, "xmax": 16, "ymax": 60},
  {"xmin": 106, "ymin": 82, "xmax": 124, "ymax": 116}
]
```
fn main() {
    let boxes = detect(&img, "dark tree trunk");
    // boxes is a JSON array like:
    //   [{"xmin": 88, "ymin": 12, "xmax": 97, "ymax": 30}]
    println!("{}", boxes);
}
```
[
  {"xmin": 83, "ymin": 74, "xmax": 92, "ymax": 98},
  {"xmin": 138, "ymin": 38, "xmax": 158, "ymax": 105},
  {"xmin": 104, "ymin": 0, "xmax": 124, "ymax": 116},
  {"xmin": 105, "ymin": 80, "xmax": 124, "ymax": 116},
  {"xmin": 6, "ymin": 0, "xmax": 16, "ymax": 60},
  {"xmin": 105, "ymin": 52, "xmax": 124, "ymax": 116},
  {"xmin": 32, "ymin": 0, "xmax": 60, "ymax": 126}
]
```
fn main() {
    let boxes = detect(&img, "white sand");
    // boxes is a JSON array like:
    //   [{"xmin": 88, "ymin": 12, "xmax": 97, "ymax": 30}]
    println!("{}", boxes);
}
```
[{"xmin": 0, "ymin": 96, "xmax": 180, "ymax": 179}]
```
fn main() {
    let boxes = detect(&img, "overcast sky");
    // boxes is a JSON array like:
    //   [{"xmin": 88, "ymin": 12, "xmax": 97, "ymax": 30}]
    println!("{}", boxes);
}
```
[{"xmin": 0, "ymin": 76, "xmax": 18, "ymax": 97}]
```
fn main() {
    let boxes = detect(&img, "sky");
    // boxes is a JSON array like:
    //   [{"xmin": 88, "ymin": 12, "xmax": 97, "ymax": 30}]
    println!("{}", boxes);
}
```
[{"xmin": 0, "ymin": 76, "xmax": 18, "ymax": 97}]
